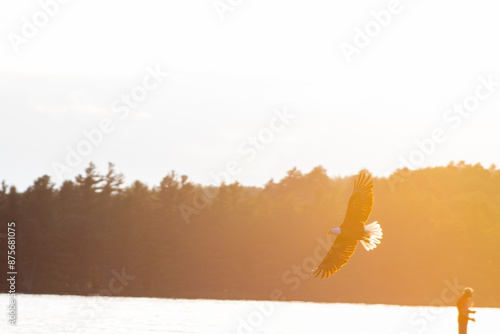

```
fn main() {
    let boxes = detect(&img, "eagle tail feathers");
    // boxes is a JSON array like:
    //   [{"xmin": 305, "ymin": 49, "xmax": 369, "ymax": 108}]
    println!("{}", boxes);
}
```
[{"xmin": 361, "ymin": 221, "xmax": 383, "ymax": 251}]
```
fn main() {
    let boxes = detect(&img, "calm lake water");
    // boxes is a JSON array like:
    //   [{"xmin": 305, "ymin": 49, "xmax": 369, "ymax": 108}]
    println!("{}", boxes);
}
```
[{"xmin": 1, "ymin": 294, "xmax": 498, "ymax": 333}]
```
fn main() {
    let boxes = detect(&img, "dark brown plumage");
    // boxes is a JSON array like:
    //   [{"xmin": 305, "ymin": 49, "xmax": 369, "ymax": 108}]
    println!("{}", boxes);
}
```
[{"xmin": 313, "ymin": 171, "xmax": 374, "ymax": 279}]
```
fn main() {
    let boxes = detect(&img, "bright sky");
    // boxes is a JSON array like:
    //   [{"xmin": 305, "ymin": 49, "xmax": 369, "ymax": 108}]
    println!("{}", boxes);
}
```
[{"xmin": 1, "ymin": 0, "xmax": 500, "ymax": 190}]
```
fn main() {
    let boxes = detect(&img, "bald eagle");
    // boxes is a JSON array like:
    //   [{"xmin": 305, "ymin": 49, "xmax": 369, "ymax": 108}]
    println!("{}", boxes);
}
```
[{"xmin": 313, "ymin": 171, "xmax": 382, "ymax": 279}]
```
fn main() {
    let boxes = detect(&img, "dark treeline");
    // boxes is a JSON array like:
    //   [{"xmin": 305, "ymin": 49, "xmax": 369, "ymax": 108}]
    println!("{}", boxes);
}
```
[{"xmin": 1, "ymin": 162, "xmax": 499, "ymax": 307}]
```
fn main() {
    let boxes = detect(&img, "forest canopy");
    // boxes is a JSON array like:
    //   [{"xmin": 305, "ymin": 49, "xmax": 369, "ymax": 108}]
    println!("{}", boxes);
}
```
[{"xmin": 1, "ymin": 161, "xmax": 499, "ymax": 307}]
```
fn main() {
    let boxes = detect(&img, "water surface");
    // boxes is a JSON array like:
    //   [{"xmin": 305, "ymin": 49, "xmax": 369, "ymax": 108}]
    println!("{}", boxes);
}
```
[{"xmin": 1, "ymin": 294, "xmax": 497, "ymax": 333}]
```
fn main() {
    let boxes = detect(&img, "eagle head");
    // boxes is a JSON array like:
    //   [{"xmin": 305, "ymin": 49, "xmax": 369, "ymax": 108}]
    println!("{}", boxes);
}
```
[{"xmin": 327, "ymin": 227, "xmax": 341, "ymax": 235}]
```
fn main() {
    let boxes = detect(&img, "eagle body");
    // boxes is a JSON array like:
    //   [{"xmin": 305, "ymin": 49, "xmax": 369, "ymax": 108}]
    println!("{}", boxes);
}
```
[{"xmin": 313, "ymin": 172, "xmax": 382, "ymax": 279}]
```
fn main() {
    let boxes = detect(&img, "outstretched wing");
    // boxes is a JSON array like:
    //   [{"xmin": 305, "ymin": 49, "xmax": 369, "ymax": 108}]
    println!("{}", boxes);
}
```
[
  {"xmin": 313, "ymin": 172, "xmax": 374, "ymax": 279},
  {"xmin": 341, "ymin": 172, "xmax": 373, "ymax": 233},
  {"xmin": 313, "ymin": 236, "xmax": 357, "ymax": 279}
]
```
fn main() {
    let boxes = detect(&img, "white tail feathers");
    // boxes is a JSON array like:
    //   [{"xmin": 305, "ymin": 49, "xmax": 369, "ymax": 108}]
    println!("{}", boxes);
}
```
[{"xmin": 360, "ymin": 221, "xmax": 383, "ymax": 251}]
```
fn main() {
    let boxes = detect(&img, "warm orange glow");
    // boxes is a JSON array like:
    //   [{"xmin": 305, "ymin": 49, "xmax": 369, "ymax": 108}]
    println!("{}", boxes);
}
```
[{"xmin": 1, "ymin": 161, "xmax": 499, "ymax": 308}]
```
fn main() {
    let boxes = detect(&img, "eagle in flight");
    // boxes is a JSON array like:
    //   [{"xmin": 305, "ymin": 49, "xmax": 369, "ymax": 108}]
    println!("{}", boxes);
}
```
[{"xmin": 313, "ymin": 171, "xmax": 382, "ymax": 279}]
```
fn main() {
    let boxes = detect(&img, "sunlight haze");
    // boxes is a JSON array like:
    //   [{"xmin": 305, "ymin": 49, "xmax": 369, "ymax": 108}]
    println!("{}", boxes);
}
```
[{"xmin": 1, "ymin": 0, "xmax": 499, "ymax": 189}]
